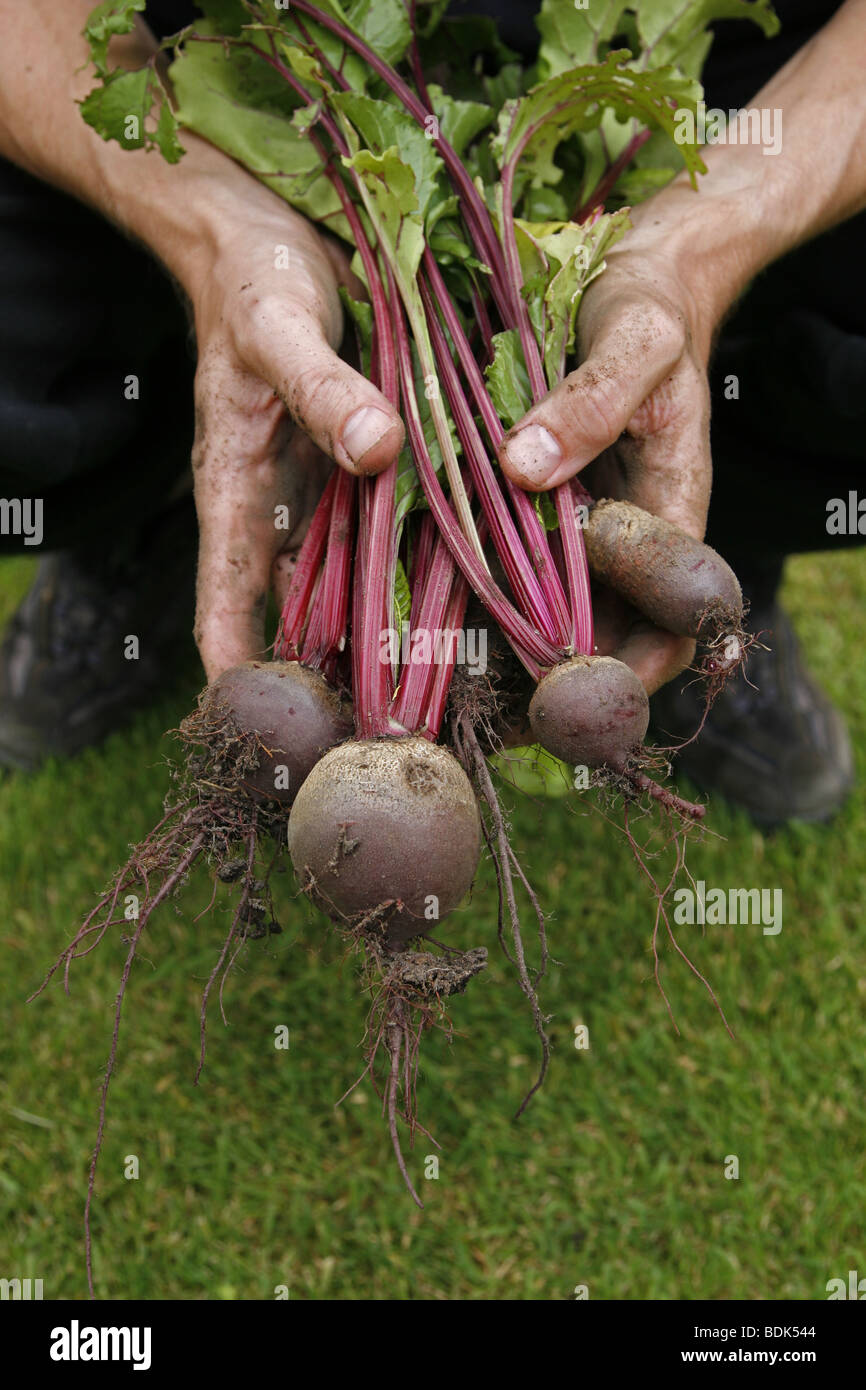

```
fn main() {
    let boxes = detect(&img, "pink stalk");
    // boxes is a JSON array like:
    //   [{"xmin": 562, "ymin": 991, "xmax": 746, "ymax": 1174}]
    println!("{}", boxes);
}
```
[
  {"xmin": 355, "ymin": 461, "xmax": 398, "ymax": 738},
  {"xmin": 422, "ymin": 253, "xmax": 572, "ymax": 645},
  {"xmin": 554, "ymin": 488, "xmax": 591, "ymax": 654},
  {"xmin": 392, "ymin": 290, "xmax": 561, "ymax": 677},
  {"xmin": 353, "ymin": 285, "xmax": 401, "ymax": 736},
  {"xmin": 497, "ymin": 156, "xmax": 596, "ymax": 647},
  {"xmin": 420, "ymin": 565, "xmax": 472, "ymax": 741},
  {"xmin": 299, "ymin": 589, "xmax": 324, "ymax": 665},
  {"xmin": 301, "ymin": 467, "xmax": 356, "ymax": 669},
  {"xmin": 391, "ymin": 529, "xmax": 457, "ymax": 732},
  {"xmin": 276, "ymin": 472, "xmax": 335, "ymax": 657},
  {"xmin": 421, "ymin": 278, "xmax": 559, "ymax": 643},
  {"xmin": 246, "ymin": 35, "xmax": 352, "ymax": 158},
  {"xmin": 469, "ymin": 277, "xmax": 495, "ymax": 363},
  {"xmin": 351, "ymin": 479, "xmax": 371, "ymax": 718},
  {"xmin": 288, "ymin": 0, "xmax": 513, "ymax": 321},
  {"xmin": 497, "ymin": 162, "xmax": 548, "ymax": 401},
  {"xmin": 407, "ymin": 0, "xmax": 433, "ymax": 111},
  {"xmin": 573, "ymin": 128, "xmax": 652, "ymax": 222},
  {"xmin": 408, "ymin": 510, "xmax": 435, "ymax": 597}
]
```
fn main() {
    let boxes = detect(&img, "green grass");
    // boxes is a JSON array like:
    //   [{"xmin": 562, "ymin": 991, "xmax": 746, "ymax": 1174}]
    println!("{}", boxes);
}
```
[{"xmin": 1, "ymin": 550, "xmax": 864, "ymax": 1301}]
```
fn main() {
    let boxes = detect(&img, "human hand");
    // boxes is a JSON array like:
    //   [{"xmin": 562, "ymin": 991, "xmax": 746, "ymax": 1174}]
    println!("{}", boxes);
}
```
[
  {"xmin": 499, "ymin": 231, "xmax": 715, "ymax": 695},
  {"xmin": 183, "ymin": 190, "xmax": 404, "ymax": 681}
]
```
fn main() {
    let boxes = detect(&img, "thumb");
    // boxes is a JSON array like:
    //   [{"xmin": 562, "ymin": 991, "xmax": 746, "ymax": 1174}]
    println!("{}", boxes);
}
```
[
  {"xmin": 247, "ymin": 304, "xmax": 405, "ymax": 475},
  {"xmin": 498, "ymin": 309, "xmax": 682, "ymax": 491}
]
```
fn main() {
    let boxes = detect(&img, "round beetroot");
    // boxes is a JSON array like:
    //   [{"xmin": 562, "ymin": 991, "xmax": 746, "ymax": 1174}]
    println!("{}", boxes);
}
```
[
  {"xmin": 528, "ymin": 655, "xmax": 649, "ymax": 771},
  {"xmin": 203, "ymin": 660, "xmax": 352, "ymax": 805},
  {"xmin": 288, "ymin": 736, "xmax": 481, "ymax": 948}
]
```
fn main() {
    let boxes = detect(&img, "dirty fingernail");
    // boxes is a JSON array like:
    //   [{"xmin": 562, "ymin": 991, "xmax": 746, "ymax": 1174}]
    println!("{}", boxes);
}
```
[
  {"xmin": 502, "ymin": 424, "xmax": 562, "ymax": 485},
  {"xmin": 340, "ymin": 405, "xmax": 396, "ymax": 469}
]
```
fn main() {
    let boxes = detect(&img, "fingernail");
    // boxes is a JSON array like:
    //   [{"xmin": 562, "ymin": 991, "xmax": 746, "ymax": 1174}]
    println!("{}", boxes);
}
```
[
  {"xmin": 502, "ymin": 424, "xmax": 562, "ymax": 485},
  {"xmin": 340, "ymin": 405, "xmax": 395, "ymax": 469}
]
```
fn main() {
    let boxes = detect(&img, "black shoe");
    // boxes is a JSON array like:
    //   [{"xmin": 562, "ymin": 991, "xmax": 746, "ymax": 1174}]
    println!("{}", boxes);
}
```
[
  {"xmin": 0, "ymin": 500, "xmax": 196, "ymax": 770},
  {"xmin": 649, "ymin": 604, "xmax": 855, "ymax": 828}
]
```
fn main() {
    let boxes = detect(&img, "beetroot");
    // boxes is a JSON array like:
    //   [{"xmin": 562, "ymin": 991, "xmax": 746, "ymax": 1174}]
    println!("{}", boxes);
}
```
[
  {"xmin": 288, "ymin": 736, "xmax": 481, "ymax": 947},
  {"xmin": 529, "ymin": 655, "xmax": 649, "ymax": 771},
  {"xmin": 204, "ymin": 660, "xmax": 352, "ymax": 805},
  {"xmin": 584, "ymin": 499, "xmax": 744, "ymax": 642}
]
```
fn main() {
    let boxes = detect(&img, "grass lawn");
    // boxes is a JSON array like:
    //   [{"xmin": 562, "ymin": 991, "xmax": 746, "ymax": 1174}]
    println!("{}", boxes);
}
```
[{"xmin": 1, "ymin": 548, "xmax": 864, "ymax": 1301}]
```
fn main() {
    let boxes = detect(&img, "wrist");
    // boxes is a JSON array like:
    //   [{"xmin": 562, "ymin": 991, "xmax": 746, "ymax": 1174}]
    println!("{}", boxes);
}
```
[
  {"xmin": 110, "ymin": 138, "xmax": 333, "ymax": 322},
  {"xmin": 621, "ymin": 148, "xmax": 805, "ymax": 354},
  {"xmin": 97, "ymin": 135, "xmax": 259, "ymax": 300}
]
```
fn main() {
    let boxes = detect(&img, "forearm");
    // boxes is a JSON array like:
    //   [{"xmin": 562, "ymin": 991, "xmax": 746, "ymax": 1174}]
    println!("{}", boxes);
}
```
[
  {"xmin": 624, "ymin": 0, "xmax": 866, "ymax": 345},
  {"xmin": 0, "ymin": 0, "xmax": 320, "ymax": 303}
]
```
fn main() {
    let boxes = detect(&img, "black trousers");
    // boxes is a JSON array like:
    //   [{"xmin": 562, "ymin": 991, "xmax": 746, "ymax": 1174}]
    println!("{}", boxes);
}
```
[
  {"xmin": 0, "ymin": 5, "xmax": 863, "ymax": 609},
  {"xmin": 0, "ymin": 161, "xmax": 195, "ymax": 553}
]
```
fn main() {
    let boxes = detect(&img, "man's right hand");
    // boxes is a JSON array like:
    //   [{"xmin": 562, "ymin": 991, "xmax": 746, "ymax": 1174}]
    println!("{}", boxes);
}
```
[{"xmin": 183, "ymin": 191, "xmax": 404, "ymax": 681}]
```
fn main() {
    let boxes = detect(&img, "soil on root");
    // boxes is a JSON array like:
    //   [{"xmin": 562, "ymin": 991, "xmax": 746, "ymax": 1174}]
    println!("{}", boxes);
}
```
[{"xmin": 336, "ymin": 934, "xmax": 489, "ymax": 1208}]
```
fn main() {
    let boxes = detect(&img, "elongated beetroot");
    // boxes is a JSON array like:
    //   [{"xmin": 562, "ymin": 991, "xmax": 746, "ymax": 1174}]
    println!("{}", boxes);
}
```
[
  {"xmin": 528, "ymin": 655, "xmax": 649, "ymax": 770},
  {"xmin": 584, "ymin": 499, "xmax": 744, "ymax": 642},
  {"xmin": 288, "ymin": 736, "xmax": 481, "ymax": 947},
  {"xmin": 204, "ymin": 660, "xmax": 352, "ymax": 805}
]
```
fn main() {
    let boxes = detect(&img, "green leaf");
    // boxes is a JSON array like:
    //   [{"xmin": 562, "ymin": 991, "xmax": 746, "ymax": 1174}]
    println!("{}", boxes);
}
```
[
  {"xmin": 80, "ymin": 67, "xmax": 153, "ymax": 150},
  {"xmin": 515, "ymin": 211, "xmax": 632, "ymax": 385},
  {"xmin": 83, "ymin": 0, "xmax": 146, "ymax": 76},
  {"xmin": 195, "ymin": 1, "xmax": 247, "ymax": 36},
  {"xmin": 427, "ymin": 217, "xmax": 489, "ymax": 271},
  {"xmin": 521, "ymin": 185, "xmax": 570, "ymax": 222},
  {"xmin": 395, "ymin": 445, "xmax": 423, "ymax": 529},
  {"xmin": 270, "ymin": 12, "xmax": 369, "ymax": 94},
  {"xmin": 485, "ymin": 330, "xmax": 532, "ymax": 430},
  {"xmin": 277, "ymin": 0, "xmax": 412, "ymax": 68},
  {"xmin": 426, "ymin": 85, "xmax": 494, "ymax": 159},
  {"xmin": 492, "ymin": 745, "xmax": 572, "ymax": 799},
  {"xmin": 536, "ymin": 0, "xmax": 779, "ymax": 82},
  {"xmin": 169, "ymin": 38, "xmax": 348, "ymax": 235},
  {"xmin": 393, "ymin": 558, "xmax": 412, "ymax": 630},
  {"xmin": 343, "ymin": 146, "xmax": 426, "ymax": 283},
  {"xmin": 278, "ymin": 44, "xmax": 336, "ymax": 100},
  {"xmin": 614, "ymin": 163, "xmax": 680, "ymax": 202},
  {"xmin": 482, "ymin": 62, "xmax": 525, "ymax": 112},
  {"xmin": 413, "ymin": 0, "xmax": 452, "ymax": 40},
  {"xmin": 346, "ymin": 0, "xmax": 413, "ymax": 67},
  {"xmin": 425, "ymin": 193, "xmax": 459, "ymax": 238},
  {"xmin": 536, "ymin": 0, "xmax": 632, "ymax": 76},
  {"xmin": 533, "ymin": 492, "xmax": 560, "ymax": 532},
  {"xmin": 338, "ymin": 287, "xmax": 373, "ymax": 376},
  {"xmin": 492, "ymin": 50, "xmax": 705, "ymax": 190},
  {"xmin": 154, "ymin": 97, "xmax": 185, "ymax": 163},
  {"xmin": 636, "ymin": 1, "xmax": 780, "ymax": 76},
  {"xmin": 332, "ymin": 92, "xmax": 443, "ymax": 223},
  {"xmin": 418, "ymin": 15, "xmax": 520, "ymax": 85}
]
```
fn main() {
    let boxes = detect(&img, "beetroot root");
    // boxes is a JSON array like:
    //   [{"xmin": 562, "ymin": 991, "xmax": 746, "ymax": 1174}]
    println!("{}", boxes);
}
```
[
  {"xmin": 288, "ymin": 736, "xmax": 482, "ymax": 948},
  {"xmin": 584, "ymin": 499, "xmax": 744, "ymax": 642},
  {"xmin": 203, "ymin": 660, "xmax": 352, "ymax": 805},
  {"xmin": 529, "ymin": 655, "xmax": 649, "ymax": 771}
]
